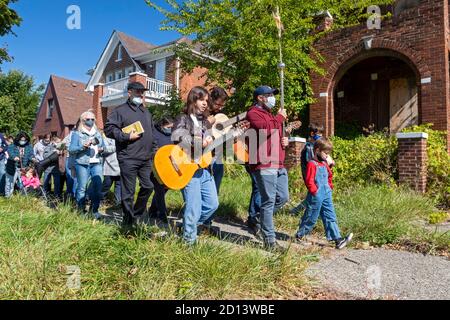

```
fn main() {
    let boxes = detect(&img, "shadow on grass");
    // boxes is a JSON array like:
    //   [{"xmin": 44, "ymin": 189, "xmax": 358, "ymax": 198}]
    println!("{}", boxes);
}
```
[{"xmin": 101, "ymin": 203, "xmax": 294, "ymax": 250}]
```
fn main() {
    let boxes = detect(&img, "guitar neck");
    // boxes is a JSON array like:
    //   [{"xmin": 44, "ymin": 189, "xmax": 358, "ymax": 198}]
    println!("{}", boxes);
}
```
[{"xmin": 220, "ymin": 111, "xmax": 247, "ymax": 129}]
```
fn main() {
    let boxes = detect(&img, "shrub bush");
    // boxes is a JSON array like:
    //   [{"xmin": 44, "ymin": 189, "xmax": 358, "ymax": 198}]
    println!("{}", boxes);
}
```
[{"xmin": 331, "ymin": 132, "xmax": 398, "ymax": 189}]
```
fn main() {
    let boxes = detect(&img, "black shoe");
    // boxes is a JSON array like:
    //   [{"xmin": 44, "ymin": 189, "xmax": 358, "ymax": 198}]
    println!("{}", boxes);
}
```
[
  {"xmin": 335, "ymin": 233, "xmax": 354, "ymax": 250},
  {"xmin": 247, "ymin": 218, "xmax": 262, "ymax": 240},
  {"xmin": 263, "ymin": 241, "xmax": 286, "ymax": 253},
  {"xmin": 158, "ymin": 214, "xmax": 169, "ymax": 224},
  {"xmin": 294, "ymin": 234, "xmax": 309, "ymax": 245}
]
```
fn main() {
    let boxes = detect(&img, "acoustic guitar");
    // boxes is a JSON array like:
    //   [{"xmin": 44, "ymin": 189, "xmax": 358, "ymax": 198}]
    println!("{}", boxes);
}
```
[
  {"xmin": 211, "ymin": 112, "xmax": 248, "ymax": 140},
  {"xmin": 153, "ymin": 125, "xmax": 247, "ymax": 190},
  {"xmin": 233, "ymin": 120, "xmax": 302, "ymax": 164}
]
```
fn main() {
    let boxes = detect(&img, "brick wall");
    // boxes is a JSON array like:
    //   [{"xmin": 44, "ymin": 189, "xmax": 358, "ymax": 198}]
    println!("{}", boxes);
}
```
[
  {"xmin": 310, "ymin": 0, "xmax": 450, "ymax": 152},
  {"xmin": 396, "ymin": 132, "xmax": 428, "ymax": 193},
  {"xmin": 284, "ymin": 137, "xmax": 306, "ymax": 170},
  {"xmin": 33, "ymin": 81, "xmax": 65, "ymax": 138},
  {"xmin": 179, "ymin": 66, "xmax": 209, "ymax": 101}
]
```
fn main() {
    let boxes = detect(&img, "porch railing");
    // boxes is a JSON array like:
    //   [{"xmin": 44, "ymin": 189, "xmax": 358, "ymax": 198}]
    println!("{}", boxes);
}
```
[
  {"xmin": 102, "ymin": 77, "xmax": 129, "ymax": 98},
  {"xmin": 102, "ymin": 77, "xmax": 173, "ymax": 101}
]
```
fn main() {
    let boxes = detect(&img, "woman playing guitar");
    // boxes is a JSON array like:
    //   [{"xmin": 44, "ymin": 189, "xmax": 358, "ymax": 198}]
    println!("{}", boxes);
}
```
[{"xmin": 171, "ymin": 86, "xmax": 219, "ymax": 245}]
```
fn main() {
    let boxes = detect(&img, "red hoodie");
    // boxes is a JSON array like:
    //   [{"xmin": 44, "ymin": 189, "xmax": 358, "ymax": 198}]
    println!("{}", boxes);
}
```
[{"xmin": 246, "ymin": 105, "xmax": 286, "ymax": 171}]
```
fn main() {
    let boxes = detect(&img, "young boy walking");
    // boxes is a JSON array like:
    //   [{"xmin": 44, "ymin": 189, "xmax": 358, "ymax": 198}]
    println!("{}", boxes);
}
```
[
  {"xmin": 290, "ymin": 123, "xmax": 334, "ymax": 215},
  {"xmin": 295, "ymin": 138, "xmax": 352, "ymax": 249}
]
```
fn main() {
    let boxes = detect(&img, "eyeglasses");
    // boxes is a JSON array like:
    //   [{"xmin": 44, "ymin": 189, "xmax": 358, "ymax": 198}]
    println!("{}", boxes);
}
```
[{"xmin": 85, "ymin": 118, "xmax": 95, "ymax": 121}]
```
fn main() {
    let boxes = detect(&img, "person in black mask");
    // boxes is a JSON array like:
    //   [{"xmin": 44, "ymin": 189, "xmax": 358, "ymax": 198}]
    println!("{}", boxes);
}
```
[
  {"xmin": 148, "ymin": 117, "xmax": 174, "ymax": 223},
  {"xmin": 104, "ymin": 82, "xmax": 157, "ymax": 233}
]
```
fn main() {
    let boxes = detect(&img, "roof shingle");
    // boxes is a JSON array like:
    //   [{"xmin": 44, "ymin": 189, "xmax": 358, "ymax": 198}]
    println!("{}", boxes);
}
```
[
  {"xmin": 50, "ymin": 75, "xmax": 93, "ymax": 126},
  {"xmin": 117, "ymin": 31, "xmax": 156, "ymax": 57}
]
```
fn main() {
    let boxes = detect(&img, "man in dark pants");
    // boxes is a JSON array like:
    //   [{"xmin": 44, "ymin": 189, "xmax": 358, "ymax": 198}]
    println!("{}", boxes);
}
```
[{"xmin": 104, "ymin": 82, "xmax": 157, "ymax": 231}]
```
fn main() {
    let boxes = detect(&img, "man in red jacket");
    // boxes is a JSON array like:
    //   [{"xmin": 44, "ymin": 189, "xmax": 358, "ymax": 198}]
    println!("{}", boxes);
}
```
[{"xmin": 246, "ymin": 85, "xmax": 289, "ymax": 250}]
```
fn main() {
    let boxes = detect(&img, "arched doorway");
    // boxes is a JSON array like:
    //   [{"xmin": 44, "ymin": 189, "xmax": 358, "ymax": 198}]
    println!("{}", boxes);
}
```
[{"xmin": 333, "ymin": 54, "xmax": 419, "ymax": 135}]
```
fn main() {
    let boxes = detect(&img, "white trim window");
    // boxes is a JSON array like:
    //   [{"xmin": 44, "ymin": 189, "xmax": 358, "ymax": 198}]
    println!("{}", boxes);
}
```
[
  {"xmin": 125, "ymin": 66, "xmax": 135, "ymax": 77},
  {"xmin": 47, "ymin": 98, "xmax": 54, "ymax": 119},
  {"xmin": 106, "ymin": 73, "xmax": 115, "ymax": 83},
  {"xmin": 155, "ymin": 58, "xmax": 166, "ymax": 81},
  {"xmin": 116, "ymin": 44, "xmax": 123, "ymax": 62},
  {"xmin": 115, "ymin": 70, "xmax": 124, "ymax": 80}
]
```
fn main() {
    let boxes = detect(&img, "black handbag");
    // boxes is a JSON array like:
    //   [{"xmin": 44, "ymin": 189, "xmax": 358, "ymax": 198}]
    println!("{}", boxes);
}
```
[{"xmin": 5, "ymin": 158, "xmax": 17, "ymax": 176}]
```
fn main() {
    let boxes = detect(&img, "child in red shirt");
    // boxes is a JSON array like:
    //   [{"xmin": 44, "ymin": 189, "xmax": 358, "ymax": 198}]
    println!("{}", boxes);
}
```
[{"xmin": 295, "ymin": 138, "xmax": 353, "ymax": 249}]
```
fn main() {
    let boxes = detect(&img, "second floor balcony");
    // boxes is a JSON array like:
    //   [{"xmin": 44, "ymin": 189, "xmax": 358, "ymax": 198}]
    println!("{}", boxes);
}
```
[{"xmin": 101, "ymin": 76, "xmax": 173, "ymax": 107}]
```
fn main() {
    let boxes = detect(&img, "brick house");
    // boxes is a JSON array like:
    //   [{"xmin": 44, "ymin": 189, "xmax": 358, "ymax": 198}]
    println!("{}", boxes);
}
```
[
  {"xmin": 87, "ymin": 30, "xmax": 215, "ymax": 128},
  {"xmin": 33, "ymin": 75, "xmax": 93, "ymax": 138},
  {"xmin": 310, "ymin": 0, "xmax": 450, "ymax": 151}
]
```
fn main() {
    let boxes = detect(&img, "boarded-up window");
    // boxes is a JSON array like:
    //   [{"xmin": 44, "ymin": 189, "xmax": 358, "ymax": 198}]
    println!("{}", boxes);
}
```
[{"xmin": 47, "ymin": 99, "xmax": 54, "ymax": 119}]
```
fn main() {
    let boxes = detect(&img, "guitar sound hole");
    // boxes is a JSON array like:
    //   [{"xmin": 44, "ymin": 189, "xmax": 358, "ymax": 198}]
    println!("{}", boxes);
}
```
[{"xmin": 216, "ymin": 124, "xmax": 224, "ymax": 131}]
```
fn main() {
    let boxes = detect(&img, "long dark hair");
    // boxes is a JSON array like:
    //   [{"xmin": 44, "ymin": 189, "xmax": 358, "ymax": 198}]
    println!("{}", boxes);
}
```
[
  {"xmin": 184, "ymin": 86, "xmax": 210, "ymax": 116},
  {"xmin": 14, "ymin": 131, "xmax": 31, "ymax": 146}
]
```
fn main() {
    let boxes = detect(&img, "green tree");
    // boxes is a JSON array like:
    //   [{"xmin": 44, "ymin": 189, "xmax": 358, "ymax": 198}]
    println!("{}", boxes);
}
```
[
  {"xmin": 147, "ymin": 0, "xmax": 392, "ymax": 116},
  {"xmin": 148, "ymin": 88, "xmax": 184, "ymax": 123},
  {"xmin": 0, "ymin": 70, "xmax": 44, "ymax": 135},
  {"xmin": 0, "ymin": 0, "xmax": 22, "ymax": 66}
]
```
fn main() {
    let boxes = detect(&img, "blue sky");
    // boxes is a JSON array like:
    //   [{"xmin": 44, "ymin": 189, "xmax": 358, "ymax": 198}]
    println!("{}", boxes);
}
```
[{"xmin": 1, "ymin": 0, "xmax": 181, "ymax": 86}]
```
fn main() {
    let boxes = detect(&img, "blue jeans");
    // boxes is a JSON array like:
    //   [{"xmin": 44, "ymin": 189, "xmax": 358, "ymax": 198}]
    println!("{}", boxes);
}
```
[
  {"xmin": 65, "ymin": 158, "xmax": 77, "ymax": 200},
  {"xmin": 4, "ymin": 169, "xmax": 19, "ymax": 198},
  {"xmin": 212, "ymin": 162, "xmax": 224, "ymax": 195},
  {"xmin": 75, "ymin": 163, "xmax": 103, "ymax": 214},
  {"xmin": 181, "ymin": 169, "xmax": 219, "ymax": 244},
  {"xmin": 253, "ymin": 168, "xmax": 289, "ymax": 244},
  {"xmin": 246, "ymin": 165, "xmax": 261, "ymax": 220},
  {"xmin": 296, "ymin": 163, "xmax": 341, "ymax": 241},
  {"xmin": 0, "ymin": 160, "xmax": 5, "ymax": 195},
  {"xmin": 296, "ymin": 191, "xmax": 341, "ymax": 241}
]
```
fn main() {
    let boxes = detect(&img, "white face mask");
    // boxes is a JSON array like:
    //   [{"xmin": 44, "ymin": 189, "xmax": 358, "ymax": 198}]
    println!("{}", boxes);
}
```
[
  {"xmin": 265, "ymin": 96, "xmax": 276, "ymax": 109},
  {"xmin": 132, "ymin": 97, "xmax": 143, "ymax": 106}
]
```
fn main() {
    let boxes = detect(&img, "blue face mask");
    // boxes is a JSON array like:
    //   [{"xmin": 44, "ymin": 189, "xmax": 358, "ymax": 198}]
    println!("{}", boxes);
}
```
[
  {"xmin": 162, "ymin": 127, "xmax": 172, "ymax": 135},
  {"xmin": 84, "ymin": 120, "xmax": 94, "ymax": 128},
  {"xmin": 313, "ymin": 134, "xmax": 322, "ymax": 141}
]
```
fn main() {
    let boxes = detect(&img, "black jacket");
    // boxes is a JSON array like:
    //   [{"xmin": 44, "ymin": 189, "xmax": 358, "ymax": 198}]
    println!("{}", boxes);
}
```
[
  {"xmin": 104, "ymin": 100, "xmax": 157, "ymax": 162},
  {"xmin": 152, "ymin": 125, "xmax": 173, "ymax": 150}
]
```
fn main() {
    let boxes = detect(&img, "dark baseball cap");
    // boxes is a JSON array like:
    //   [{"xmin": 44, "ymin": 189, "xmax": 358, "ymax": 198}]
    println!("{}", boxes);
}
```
[
  {"xmin": 127, "ymin": 82, "xmax": 148, "ymax": 91},
  {"xmin": 253, "ymin": 85, "xmax": 279, "ymax": 98}
]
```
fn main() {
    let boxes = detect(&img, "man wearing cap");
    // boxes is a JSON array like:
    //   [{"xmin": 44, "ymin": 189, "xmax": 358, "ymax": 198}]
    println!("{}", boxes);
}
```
[
  {"xmin": 104, "ymin": 82, "xmax": 157, "ymax": 231},
  {"xmin": 246, "ymin": 85, "xmax": 290, "ymax": 250}
]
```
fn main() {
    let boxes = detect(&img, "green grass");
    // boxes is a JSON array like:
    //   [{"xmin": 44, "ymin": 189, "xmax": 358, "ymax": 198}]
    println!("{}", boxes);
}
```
[
  {"xmin": 183, "ymin": 167, "xmax": 449, "ymax": 253},
  {"xmin": 0, "ymin": 196, "xmax": 311, "ymax": 300},
  {"xmin": 1, "ymin": 167, "xmax": 448, "ymax": 299}
]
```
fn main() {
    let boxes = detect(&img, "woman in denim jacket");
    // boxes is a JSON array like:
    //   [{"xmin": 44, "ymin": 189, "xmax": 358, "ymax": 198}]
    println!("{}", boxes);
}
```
[{"xmin": 69, "ymin": 111, "xmax": 105, "ymax": 219}]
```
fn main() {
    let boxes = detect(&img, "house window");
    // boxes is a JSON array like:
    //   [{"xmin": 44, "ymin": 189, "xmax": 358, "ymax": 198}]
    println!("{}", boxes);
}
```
[
  {"xmin": 106, "ymin": 73, "xmax": 114, "ymax": 83},
  {"xmin": 155, "ymin": 59, "xmax": 166, "ymax": 81},
  {"xmin": 125, "ymin": 66, "xmax": 135, "ymax": 77},
  {"xmin": 117, "ymin": 44, "xmax": 123, "ymax": 61},
  {"xmin": 47, "ymin": 99, "xmax": 54, "ymax": 119},
  {"xmin": 115, "ymin": 70, "xmax": 124, "ymax": 80}
]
